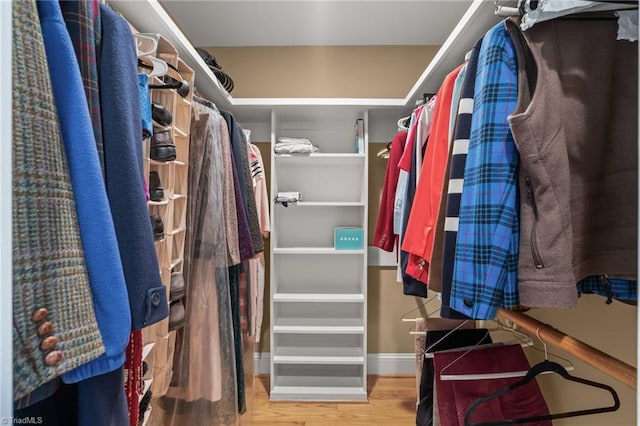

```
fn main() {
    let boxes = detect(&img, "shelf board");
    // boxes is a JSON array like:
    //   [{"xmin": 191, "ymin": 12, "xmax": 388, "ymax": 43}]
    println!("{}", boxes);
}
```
[
  {"xmin": 170, "ymin": 194, "xmax": 187, "ymax": 200},
  {"xmin": 273, "ymin": 355, "xmax": 365, "ymax": 365},
  {"xmin": 174, "ymin": 160, "xmax": 186, "ymax": 167},
  {"xmin": 280, "ymin": 201, "xmax": 365, "ymax": 207},
  {"xmin": 149, "ymin": 159, "xmax": 171, "ymax": 166},
  {"xmin": 273, "ymin": 318, "xmax": 364, "ymax": 334},
  {"xmin": 270, "ymin": 385, "xmax": 367, "ymax": 401},
  {"xmin": 169, "ymin": 227, "xmax": 186, "ymax": 236},
  {"xmin": 174, "ymin": 127, "xmax": 188, "ymax": 138},
  {"xmin": 274, "ymin": 293, "xmax": 364, "ymax": 303},
  {"xmin": 274, "ymin": 153, "xmax": 365, "ymax": 167},
  {"xmin": 273, "ymin": 345, "xmax": 364, "ymax": 365},
  {"xmin": 275, "ymin": 153, "xmax": 365, "ymax": 158},
  {"xmin": 147, "ymin": 199, "xmax": 169, "ymax": 206},
  {"xmin": 273, "ymin": 247, "xmax": 365, "ymax": 255},
  {"xmin": 142, "ymin": 342, "xmax": 155, "ymax": 361},
  {"xmin": 169, "ymin": 257, "xmax": 184, "ymax": 269}
]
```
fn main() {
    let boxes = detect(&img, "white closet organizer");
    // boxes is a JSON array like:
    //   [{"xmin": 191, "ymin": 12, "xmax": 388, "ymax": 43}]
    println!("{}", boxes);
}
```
[{"xmin": 270, "ymin": 109, "xmax": 369, "ymax": 401}]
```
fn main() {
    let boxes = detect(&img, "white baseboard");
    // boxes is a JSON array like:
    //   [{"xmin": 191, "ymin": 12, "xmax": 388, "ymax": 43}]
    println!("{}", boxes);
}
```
[{"xmin": 254, "ymin": 352, "xmax": 415, "ymax": 375}]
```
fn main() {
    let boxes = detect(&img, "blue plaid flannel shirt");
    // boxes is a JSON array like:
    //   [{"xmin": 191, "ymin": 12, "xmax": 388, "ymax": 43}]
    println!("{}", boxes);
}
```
[{"xmin": 450, "ymin": 22, "xmax": 520, "ymax": 320}]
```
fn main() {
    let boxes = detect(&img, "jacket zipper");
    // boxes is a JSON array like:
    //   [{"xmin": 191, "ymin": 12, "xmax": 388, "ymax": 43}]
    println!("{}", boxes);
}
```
[{"xmin": 525, "ymin": 177, "xmax": 544, "ymax": 269}]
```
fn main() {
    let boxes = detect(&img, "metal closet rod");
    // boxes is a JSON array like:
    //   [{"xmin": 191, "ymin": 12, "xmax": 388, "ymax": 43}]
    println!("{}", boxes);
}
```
[{"xmin": 496, "ymin": 308, "xmax": 637, "ymax": 389}]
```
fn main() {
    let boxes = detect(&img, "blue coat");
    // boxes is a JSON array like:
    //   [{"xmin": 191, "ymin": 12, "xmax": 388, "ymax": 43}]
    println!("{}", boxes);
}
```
[{"xmin": 37, "ymin": 0, "xmax": 131, "ymax": 382}]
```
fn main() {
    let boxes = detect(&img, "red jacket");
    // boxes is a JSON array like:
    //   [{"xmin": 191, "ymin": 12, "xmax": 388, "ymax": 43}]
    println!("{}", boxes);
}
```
[{"xmin": 373, "ymin": 130, "xmax": 407, "ymax": 252}]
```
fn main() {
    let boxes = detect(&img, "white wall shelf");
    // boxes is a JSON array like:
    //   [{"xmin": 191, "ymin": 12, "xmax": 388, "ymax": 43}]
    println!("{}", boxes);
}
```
[
  {"xmin": 272, "ymin": 248, "xmax": 365, "ymax": 255},
  {"xmin": 273, "ymin": 293, "xmax": 365, "ymax": 303}
]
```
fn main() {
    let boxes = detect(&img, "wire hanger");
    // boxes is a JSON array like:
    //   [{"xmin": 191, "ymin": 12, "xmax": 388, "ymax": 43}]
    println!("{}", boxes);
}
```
[
  {"xmin": 438, "ymin": 326, "xmax": 573, "ymax": 380},
  {"xmin": 463, "ymin": 327, "xmax": 621, "ymax": 426},
  {"xmin": 400, "ymin": 294, "xmax": 438, "ymax": 323}
]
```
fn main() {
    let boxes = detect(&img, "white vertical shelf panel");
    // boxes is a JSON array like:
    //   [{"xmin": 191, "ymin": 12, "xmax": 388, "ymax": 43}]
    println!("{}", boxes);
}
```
[
  {"xmin": 270, "ymin": 109, "xmax": 368, "ymax": 401},
  {"xmin": 269, "ymin": 108, "xmax": 278, "ymax": 386},
  {"xmin": 1, "ymin": 0, "xmax": 12, "ymax": 416}
]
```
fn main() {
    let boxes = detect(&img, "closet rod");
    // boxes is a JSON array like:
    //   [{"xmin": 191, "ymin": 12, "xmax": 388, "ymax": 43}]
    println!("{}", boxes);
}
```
[{"xmin": 496, "ymin": 308, "xmax": 637, "ymax": 389}]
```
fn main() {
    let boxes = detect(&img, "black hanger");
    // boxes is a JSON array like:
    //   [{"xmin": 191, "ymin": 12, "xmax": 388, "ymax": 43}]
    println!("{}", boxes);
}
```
[
  {"xmin": 464, "ymin": 359, "xmax": 621, "ymax": 426},
  {"xmin": 145, "ymin": 61, "xmax": 190, "ymax": 98}
]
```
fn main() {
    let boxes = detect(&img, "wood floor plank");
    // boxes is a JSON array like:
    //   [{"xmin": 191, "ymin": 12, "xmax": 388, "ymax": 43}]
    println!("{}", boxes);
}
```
[{"xmin": 250, "ymin": 375, "xmax": 416, "ymax": 425}]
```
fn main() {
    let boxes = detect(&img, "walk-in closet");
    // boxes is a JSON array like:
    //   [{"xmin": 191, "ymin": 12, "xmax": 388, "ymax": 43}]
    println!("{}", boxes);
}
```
[{"xmin": 5, "ymin": 0, "xmax": 639, "ymax": 425}]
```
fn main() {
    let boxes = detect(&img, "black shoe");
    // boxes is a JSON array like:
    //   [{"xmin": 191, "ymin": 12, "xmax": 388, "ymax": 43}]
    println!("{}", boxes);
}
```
[
  {"xmin": 150, "ymin": 129, "xmax": 176, "ymax": 162},
  {"xmin": 149, "ymin": 171, "xmax": 164, "ymax": 202},
  {"xmin": 152, "ymin": 103, "xmax": 172, "ymax": 127},
  {"xmin": 168, "ymin": 300, "xmax": 186, "ymax": 331},
  {"xmin": 150, "ymin": 215, "xmax": 164, "ymax": 241},
  {"xmin": 170, "ymin": 271, "xmax": 185, "ymax": 302}
]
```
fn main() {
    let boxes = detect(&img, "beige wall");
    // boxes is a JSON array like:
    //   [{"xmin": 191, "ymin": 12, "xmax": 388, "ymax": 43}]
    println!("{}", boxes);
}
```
[{"xmin": 202, "ymin": 46, "xmax": 439, "ymax": 98}]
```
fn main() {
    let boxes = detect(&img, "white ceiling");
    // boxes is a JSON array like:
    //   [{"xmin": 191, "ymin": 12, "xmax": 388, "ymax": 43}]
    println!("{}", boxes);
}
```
[{"xmin": 159, "ymin": 1, "xmax": 473, "ymax": 47}]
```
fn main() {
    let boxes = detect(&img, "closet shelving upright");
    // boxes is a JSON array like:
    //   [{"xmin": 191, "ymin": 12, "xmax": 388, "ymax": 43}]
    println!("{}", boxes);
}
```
[{"xmin": 269, "ymin": 109, "xmax": 369, "ymax": 401}]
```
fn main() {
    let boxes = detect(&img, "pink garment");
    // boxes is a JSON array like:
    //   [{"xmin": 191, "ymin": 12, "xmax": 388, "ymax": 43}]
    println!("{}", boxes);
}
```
[{"xmin": 249, "ymin": 144, "xmax": 269, "ymax": 342}]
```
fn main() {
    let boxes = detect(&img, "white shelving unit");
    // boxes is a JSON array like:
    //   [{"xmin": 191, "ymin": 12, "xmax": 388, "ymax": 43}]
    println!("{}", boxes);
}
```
[{"xmin": 269, "ymin": 109, "xmax": 369, "ymax": 401}]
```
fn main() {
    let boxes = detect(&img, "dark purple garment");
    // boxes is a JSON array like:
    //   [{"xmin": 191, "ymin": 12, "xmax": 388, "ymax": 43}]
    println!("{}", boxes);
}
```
[{"xmin": 433, "ymin": 344, "xmax": 551, "ymax": 426}]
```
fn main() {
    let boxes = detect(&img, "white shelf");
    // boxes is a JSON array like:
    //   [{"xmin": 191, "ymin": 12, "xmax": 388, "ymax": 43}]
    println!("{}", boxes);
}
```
[
  {"xmin": 274, "ymin": 153, "xmax": 365, "ymax": 166},
  {"xmin": 270, "ymin": 386, "xmax": 367, "ymax": 401},
  {"xmin": 142, "ymin": 342, "xmax": 155, "ymax": 361},
  {"xmin": 281, "ymin": 202, "xmax": 365, "ymax": 207},
  {"xmin": 273, "ymin": 247, "xmax": 365, "ymax": 255},
  {"xmin": 273, "ymin": 318, "xmax": 364, "ymax": 334},
  {"xmin": 139, "ymin": 379, "xmax": 153, "ymax": 403},
  {"xmin": 273, "ymin": 355, "xmax": 365, "ymax": 365},
  {"xmin": 148, "ymin": 199, "xmax": 169, "ymax": 206},
  {"xmin": 110, "ymin": 0, "xmax": 497, "ymax": 116},
  {"xmin": 274, "ymin": 293, "xmax": 364, "ymax": 303},
  {"xmin": 271, "ymin": 363, "xmax": 366, "ymax": 401},
  {"xmin": 273, "ymin": 344, "xmax": 364, "ymax": 365}
]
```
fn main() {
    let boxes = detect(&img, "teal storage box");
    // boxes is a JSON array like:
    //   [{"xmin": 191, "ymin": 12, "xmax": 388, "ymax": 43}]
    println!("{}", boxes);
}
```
[{"xmin": 334, "ymin": 227, "xmax": 364, "ymax": 250}]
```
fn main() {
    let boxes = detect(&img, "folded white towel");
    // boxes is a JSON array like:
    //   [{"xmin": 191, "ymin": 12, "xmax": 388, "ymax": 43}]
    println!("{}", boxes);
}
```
[
  {"xmin": 277, "ymin": 136, "xmax": 312, "ymax": 145},
  {"xmin": 274, "ymin": 144, "xmax": 319, "ymax": 155}
]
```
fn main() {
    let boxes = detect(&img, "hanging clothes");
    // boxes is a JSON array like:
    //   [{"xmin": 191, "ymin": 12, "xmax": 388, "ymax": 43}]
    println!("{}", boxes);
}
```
[
  {"xmin": 437, "ymin": 37, "xmax": 483, "ymax": 320},
  {"xmin": 248, "ymin": 144, "xmax": 270, "ymax": 342},
  {"xmin": 12, "ymin": 0, "xmax": 104, "ymax": 402},
  {"xmin": 402, "ymin": 63, "xmax": 464, "ymax": 285},
  {"xmin": 38, "ymin": 0, "xmax": 131, "ymax": 384},
  {"xmin": 60, "ymin": 0, "xmax": 104, "ymax": 171}
]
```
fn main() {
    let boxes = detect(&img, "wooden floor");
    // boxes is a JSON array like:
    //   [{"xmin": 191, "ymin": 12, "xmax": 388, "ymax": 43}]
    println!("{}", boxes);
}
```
[{"xmin": 249, "ymin": 375, "xmax": 417, "ymax": 426}]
